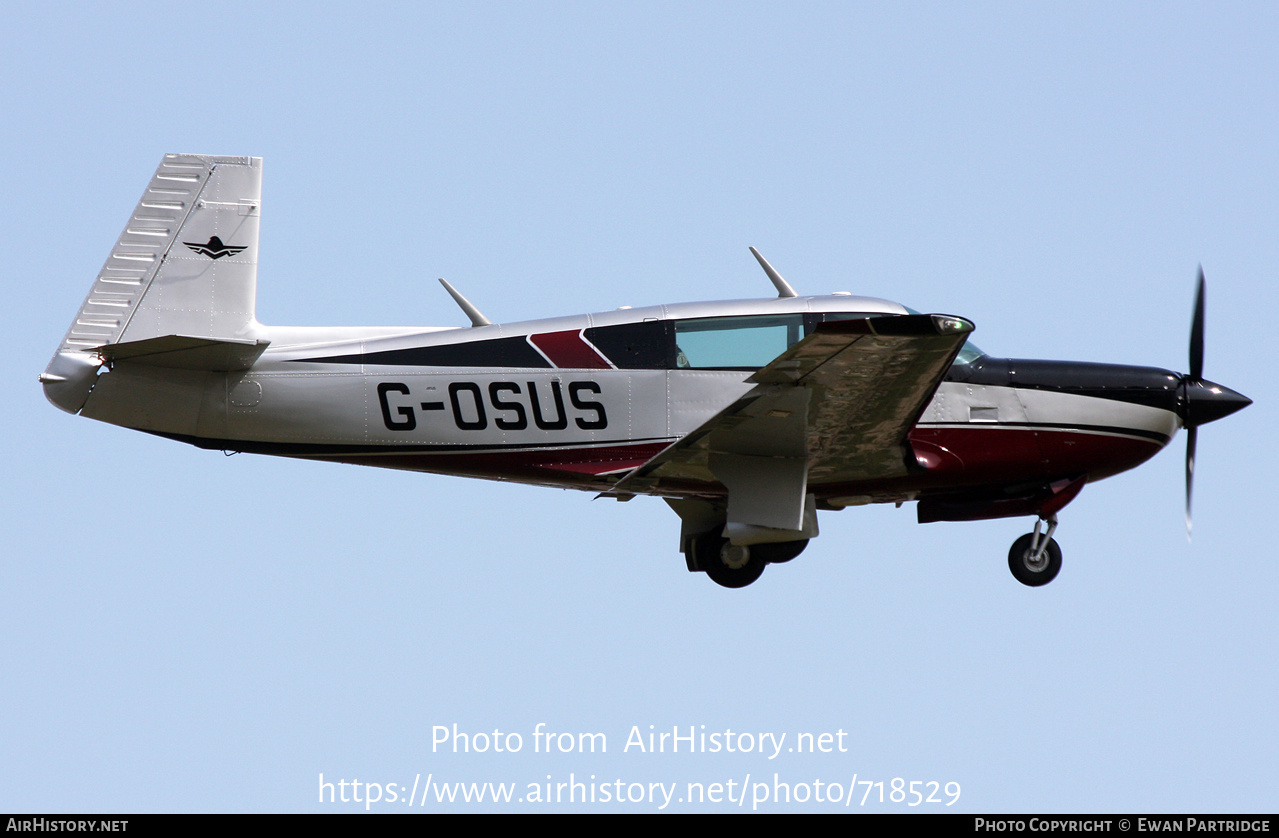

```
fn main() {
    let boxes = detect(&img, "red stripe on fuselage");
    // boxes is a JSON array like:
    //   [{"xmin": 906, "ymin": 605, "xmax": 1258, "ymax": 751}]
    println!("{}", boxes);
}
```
[
  {"xmin": 909, "ymin": 425, "xmax": 1167, "ymax": 485},
  {"xmin": 528, "ymin": 330, "xmax": 613, "ymax": 369},
  {"xmin": 322, "ymin": 426, "xmax": 1166, "ymax": 499}
]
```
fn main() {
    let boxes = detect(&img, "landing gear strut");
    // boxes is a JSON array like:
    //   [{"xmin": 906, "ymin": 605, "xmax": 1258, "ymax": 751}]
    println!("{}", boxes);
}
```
[{"xmin": 1008, "ymin": 514, "xmax": 1062, "ymax": 587}]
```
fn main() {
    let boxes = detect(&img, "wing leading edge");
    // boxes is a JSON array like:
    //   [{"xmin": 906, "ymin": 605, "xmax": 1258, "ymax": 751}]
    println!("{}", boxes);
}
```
[{"xmin": 607, "ymin": 313, "xmax": 975, "ymax": 536}]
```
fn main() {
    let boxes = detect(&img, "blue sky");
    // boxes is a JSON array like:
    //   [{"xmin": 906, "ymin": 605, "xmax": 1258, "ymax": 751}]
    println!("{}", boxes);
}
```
[{"xmin": 2, "ymin": 2, "xmax": 1275, "ymax": 812}]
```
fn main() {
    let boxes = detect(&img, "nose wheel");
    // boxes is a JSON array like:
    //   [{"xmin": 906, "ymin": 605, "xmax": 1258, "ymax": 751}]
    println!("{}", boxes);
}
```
[{"xmin": 1008, "ymin": 515, "xmax": 1062, "ymax": 587}]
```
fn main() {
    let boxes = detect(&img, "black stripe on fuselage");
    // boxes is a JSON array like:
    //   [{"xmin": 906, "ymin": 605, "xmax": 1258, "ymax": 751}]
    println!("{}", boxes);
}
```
[
  {"xmin": 292, "ymin": 336, "xmax": 552, "ymax": 368},
  {"xmin": 946, "ymin": 357, "xmax": 1182, "ymax": 412}
]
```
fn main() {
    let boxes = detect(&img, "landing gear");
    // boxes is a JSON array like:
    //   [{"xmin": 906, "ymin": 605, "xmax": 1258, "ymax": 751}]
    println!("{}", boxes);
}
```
[
  {"xmin": 752, "ymin": 539, "xmax": 808, "ymax": 564},
  {"xmin": 1008, "ymin": 515, "xmax": 1062, "ymax": 587},
  {"xmin": 694, "ymin": 533, "xmax": 767, "ymax": 588},
  {"xmin": 668, "ymin": 498, "xmax": 815, "ymax": 588},
  {"xmin": 690, "ymin": 533, "xmax": 811, "ymax": 587}
]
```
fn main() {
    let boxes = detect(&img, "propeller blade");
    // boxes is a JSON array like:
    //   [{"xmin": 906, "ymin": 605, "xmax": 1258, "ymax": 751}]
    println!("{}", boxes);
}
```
[
  {"xmin": 1185, "ymin": 269, "xmax": 1203, "ymax": 540},
  {"xmin": 1185, "ymin": 424, "xmax": 1197, "ymax": 540},
  {"xmin": 1189, "ymin": 267, "xmax": 1205, "ymax": 383}
]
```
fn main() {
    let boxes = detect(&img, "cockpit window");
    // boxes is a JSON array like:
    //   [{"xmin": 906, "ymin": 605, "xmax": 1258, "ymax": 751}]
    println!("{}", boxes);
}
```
[
  {"xmin": 953, "ymin": 340, "xmax": 985, "ymax": 365},
  {"xmin": 673, "ymin": 315, "xmax": 804, "ymax": 369},
  {"xmin": 592, "ymin": 310, "xmax": 984, "ymax": 372}
]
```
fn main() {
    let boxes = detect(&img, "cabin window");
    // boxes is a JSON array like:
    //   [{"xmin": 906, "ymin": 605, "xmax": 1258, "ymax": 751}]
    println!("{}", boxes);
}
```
[{"xmin": 673, "ymin": 315, "xmax": 804, "ymax": 370}]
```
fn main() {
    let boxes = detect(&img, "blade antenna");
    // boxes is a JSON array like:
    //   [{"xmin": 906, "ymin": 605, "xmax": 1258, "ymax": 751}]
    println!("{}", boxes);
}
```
[
  {"xmin": 749, "ymin": 247, "xmax": 798, "ymax": 298},
  {"xmin": 438, "ymin": 278, "xmax": 492, "ymax": 327}
]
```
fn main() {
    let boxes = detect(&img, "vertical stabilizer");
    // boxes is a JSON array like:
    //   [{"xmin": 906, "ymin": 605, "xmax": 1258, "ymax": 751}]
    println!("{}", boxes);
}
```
[{"xmin": 42, "ymin": 154, "xmax": 263, "ymax": 413}]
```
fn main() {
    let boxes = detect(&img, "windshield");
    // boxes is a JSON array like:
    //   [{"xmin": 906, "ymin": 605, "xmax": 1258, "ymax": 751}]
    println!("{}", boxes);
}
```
[{"xmin": 953, "ymin": 340, "xmax": 985, "ymax": 365}]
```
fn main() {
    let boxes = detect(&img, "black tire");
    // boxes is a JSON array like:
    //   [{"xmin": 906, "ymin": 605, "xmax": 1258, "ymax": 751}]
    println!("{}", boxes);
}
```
[
  {"xmin": 1008, "ymin": 533, "xmax": 1062, "ymax": 587},
  {"xmin": 696, "ymin": 533, "xmax": 766, "ymax": 589},
  {"xmin": 752, "ymin": 539, "xmax": 809, "ymax": 564}
]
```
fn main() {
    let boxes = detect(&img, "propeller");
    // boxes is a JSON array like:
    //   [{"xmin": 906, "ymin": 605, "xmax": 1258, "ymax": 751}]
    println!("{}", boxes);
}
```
[
  {"xmin": 1179, "ymin": 267, "xmax": 1251, "ymax": 537},
  {"xmin": 1185, "ymin": 269, "xmax": 1204, "ymax": 537}
]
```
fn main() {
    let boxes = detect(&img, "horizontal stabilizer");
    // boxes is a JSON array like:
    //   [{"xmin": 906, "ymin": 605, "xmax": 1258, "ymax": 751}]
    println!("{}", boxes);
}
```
[{"xmin": 97, "ymin": 335, "xmax": 269, "ymax": 371}]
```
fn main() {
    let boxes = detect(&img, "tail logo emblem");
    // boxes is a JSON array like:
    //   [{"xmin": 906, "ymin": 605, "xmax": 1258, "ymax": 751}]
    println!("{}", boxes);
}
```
[{"xmin": 184, "ymin": 236, "xmax": 247, "ymax": 260}]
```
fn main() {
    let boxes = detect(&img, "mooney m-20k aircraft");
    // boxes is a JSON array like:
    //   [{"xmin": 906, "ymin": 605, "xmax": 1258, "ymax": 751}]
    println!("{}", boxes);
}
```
[{"xmin": 41, "ymin": 155, "xmax": 1251, "ymax": 588}]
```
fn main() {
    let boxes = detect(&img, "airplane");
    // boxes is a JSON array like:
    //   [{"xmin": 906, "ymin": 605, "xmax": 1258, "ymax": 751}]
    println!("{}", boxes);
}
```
[{"xmin": 40, "ymin": 154, "xmax": 1251, "ymax": 589}]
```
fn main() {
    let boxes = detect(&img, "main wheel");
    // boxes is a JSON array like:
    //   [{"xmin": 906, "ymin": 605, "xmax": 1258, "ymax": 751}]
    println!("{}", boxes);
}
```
[
  {"xmin": 1008, "ymin": 533, "xmax": 1062, "ymax": 587},
  {"xmin": 752, "ymin": 539, "xmax": 809, "ymax": 564},
  {"xmin": 695, "ymin": 533, "xmax": 766, "ymax": 588}
]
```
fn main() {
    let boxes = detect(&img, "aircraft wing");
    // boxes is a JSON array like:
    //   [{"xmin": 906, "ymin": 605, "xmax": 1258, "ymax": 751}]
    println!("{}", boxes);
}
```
[{"xmin": 607, "ymin": 313, "xmax": 974, "ymax": 531}]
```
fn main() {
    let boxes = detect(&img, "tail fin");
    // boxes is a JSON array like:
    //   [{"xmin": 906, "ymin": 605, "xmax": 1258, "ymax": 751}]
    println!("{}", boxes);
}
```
[{"xmin": 42, "ymin": 154, "xmax": 263, "ymax": 413}]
